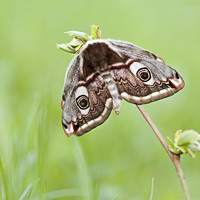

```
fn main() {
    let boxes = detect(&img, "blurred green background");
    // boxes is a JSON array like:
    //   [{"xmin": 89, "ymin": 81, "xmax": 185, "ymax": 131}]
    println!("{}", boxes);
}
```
[{"xmin": 0, "ymin": 0, "xmax": 200, "ymax": 199}]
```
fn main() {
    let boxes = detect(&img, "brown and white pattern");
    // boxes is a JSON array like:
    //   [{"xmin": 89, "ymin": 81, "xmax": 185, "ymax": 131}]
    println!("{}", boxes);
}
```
[{"xmin": 61, "ymin": 39, "xmax": 185, "ymax": 137}]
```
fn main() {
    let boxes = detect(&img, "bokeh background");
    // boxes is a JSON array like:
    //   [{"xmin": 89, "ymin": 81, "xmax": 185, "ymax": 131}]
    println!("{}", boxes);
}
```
[{"xmin": 0, "ymin": 0, "xmax": 200, "ymax": 199}]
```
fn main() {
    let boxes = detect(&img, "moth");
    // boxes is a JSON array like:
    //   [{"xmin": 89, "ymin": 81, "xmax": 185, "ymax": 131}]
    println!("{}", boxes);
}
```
[{"xmin": 61, "ymin": 39, "xmax": 185, "ymax": 137}]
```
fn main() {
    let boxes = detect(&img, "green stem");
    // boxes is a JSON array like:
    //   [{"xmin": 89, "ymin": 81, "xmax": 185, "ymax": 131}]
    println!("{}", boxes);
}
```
[{"xmin": 136, "ymin": 105, "xmax": 191, "ymax": 200}]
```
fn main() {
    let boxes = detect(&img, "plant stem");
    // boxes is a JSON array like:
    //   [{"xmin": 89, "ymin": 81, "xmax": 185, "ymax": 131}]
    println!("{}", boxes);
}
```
[
  {"xmin": 173, "ymin": 155, "xmax": 191, "ymax": 200},
  {"xmin": 136, "ymin": 105, "xmax": 191, "ymax": 200}
]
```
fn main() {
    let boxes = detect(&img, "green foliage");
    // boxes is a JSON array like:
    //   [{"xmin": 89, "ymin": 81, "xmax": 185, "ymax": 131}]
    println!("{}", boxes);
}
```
[
  {"xmin": 149, "ymin": 178, "xmax": 154, "ymax": 200},
  {"xmin": 168, "ymin": 130, "xmax": 200, "ymax": 158},
  {"xmin": 57, "ymin": 25, "xmax": 101, "ymax": 54},
  {"xmin": 19, "ymin": 181, "xmax": 37, "ymax": 200},
  {"xmin": 0, "ymin": 158, "xmax": 7, "ymax": 200},
  {"xmin": 91, "ymin": 25, "xmax": 101, "ymax": 39}
]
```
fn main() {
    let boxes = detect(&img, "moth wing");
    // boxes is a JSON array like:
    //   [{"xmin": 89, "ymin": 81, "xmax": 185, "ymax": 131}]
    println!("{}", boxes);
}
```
[
  {"xmin": 108, "ymin": 39, "xmax": 165, "ymax": 63},
  {"xmin": 61, "ymin": 39, "xmax": 185, "ymax": 137},
  {"xmin": 61, "ymin": 54, "xmax": 113, "ymax": 137},
  {"xmin": 108, "ymin": 39, "xmax": 185, "ymax": 104}
]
